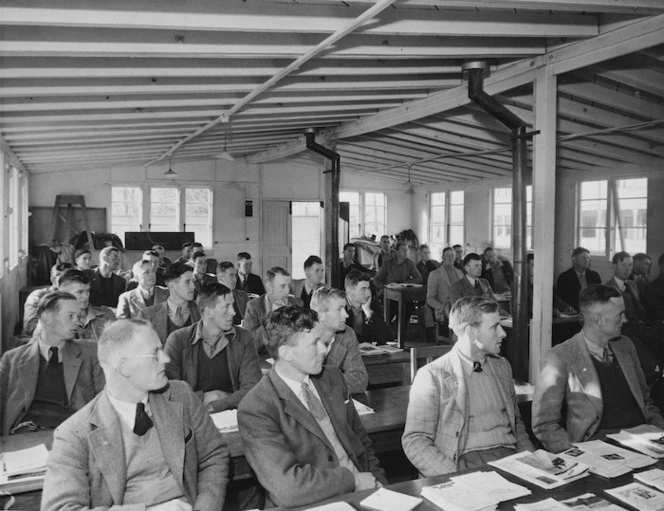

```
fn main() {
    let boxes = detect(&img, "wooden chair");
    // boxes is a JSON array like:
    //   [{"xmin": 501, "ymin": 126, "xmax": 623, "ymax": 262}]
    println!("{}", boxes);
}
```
[{"xmin": 409, "ymin": 344, "xmax": 452, "ymax": 383}]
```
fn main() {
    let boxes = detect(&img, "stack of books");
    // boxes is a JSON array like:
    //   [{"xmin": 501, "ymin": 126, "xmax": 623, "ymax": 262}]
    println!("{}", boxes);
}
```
[{"xmin": 489, "ymin": 450, "xmax": 589, "ymax": 489}]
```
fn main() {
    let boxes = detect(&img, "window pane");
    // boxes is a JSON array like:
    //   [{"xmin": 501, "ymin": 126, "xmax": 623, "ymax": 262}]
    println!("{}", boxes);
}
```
[
  {"xmin": 340, "ymin": 191, "xmax": 361, "ymax": 238},
  {"xmin": 151, "ymin": 187, "xmax": 180, "ymax": 232},
  {"xmin": 364, "ymin": 193, "xmax": 386, "ymax": 239},
  {"xmin": 493, "ymin": 188, "xmax": 512, "ymax": 250},
  {"xmin": 579, "ymin": 228, "xmax": 606, "ymax": 254},
  {"xmin": 431, "ymin": 192, "xmax": 446, "ymax": 206},
  {"xmin": 430, "ymin": 192, "xmax": 446, "ymax": 257},
  {"xmin": 581, "ymin": 180, "xmax": 607, "ymax": 200},
  {"xmin": 616, "ymin": 178, "xmax": 647, "ymax": 254},
  {"xmin": 449, "ymin": 204, "xmax": 464, "ymax": 224},
  {"xmin": 111, "ymin": 186, "xmax": 143, "ymax": 243},
  {"xmin": 185, "ymin": 188, "xmax": 212, "ymax": 248}
]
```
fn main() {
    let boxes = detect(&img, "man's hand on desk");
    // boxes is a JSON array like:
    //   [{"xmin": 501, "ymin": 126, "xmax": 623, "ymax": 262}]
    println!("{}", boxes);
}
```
[
  {"xmin": 146, "ymin": 498, "xmax": 192, "ymax": 511},
  {"xmin": 203, "ymin": 390, "xmax": 230, "ymax": 407},
  {"xmin": 354, "ymin": 472, "xmax": 380, "ymax": 491}
]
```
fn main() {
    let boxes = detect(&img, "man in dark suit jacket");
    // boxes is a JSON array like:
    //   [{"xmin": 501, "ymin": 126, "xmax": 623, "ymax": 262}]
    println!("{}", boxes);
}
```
[
  {"xmin": 164, "ymin": 283, "xmax": 262, "ymax": 413},
  {"xmin": 190, "ymin": 250, "xmax": 216, "ymax": 298},
  {"xmin": 236, "ymin": 251, "xmax": 266, "ymax": 295},
  {"xmin": 41, "ymin": 319, "xmax": 229, "ymax": 511},
  {"xmin": 291, "ymin": 255, "xmax": 325, "ymax": 309},
  {"xmin": 0, "ymin": 291, "xmax": 105, "ymax": 435},
  {"xmin": 216, "ymin": 260, "xmax": 250, "ymax": 324},
  {"xmin": 237, "ymin": 306, "xmax": 386, "ymax": 508},
  {"xmin": 556, "ymin": 247, "xmax": 602, "ymax": 312},
  {"xmin": 344, "ymin": 270, "xmax": 390, "ymax": 345},
  {"xmin": 88, "ymin": 246, "xmax": 126, "ymax": 308}
]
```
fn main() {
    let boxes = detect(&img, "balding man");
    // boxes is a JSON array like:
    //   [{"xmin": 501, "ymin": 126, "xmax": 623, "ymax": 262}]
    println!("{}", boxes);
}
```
[
  {"xmin": 41, "ymin": 319, "xmax": 229, "ymax": 511},
  {"xmin": 88, "ymin": 246, "xmax": 126, "ymax": 308}
]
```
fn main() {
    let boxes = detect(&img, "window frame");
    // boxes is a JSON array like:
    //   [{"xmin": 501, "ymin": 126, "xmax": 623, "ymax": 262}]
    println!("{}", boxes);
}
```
[
  {"xmin": 491, "ymin": 185, "xmax": 532, "ymax": 251},
  {"xmin": 339, "ymin": 190, "xmax": 387, "ymax": 239},
  {"xmin": 428, "ymin": 190, "xmax": 465, "ymax": 258}
]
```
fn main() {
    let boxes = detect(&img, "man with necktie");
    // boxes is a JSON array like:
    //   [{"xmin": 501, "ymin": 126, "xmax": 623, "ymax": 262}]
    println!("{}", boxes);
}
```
[
  {"xmin": 0, "ymin": 291, "xmax": 105, "ymax": 435},
  {"xmin": 237, "ymin": 306, "xmax": 386, "ymax": 508},
  {"xmin": 449, "ymin": 253, "xmax": 495, "ymax": 304},
  {"xmin": 402, "ymin": 296, "xmax": 532, "ymax": 476},
  {"xmin": 556, "ymin": 247, "xmax": 602, "ymax": 312},
  {"xmin": 42, "ymin": 319, "xmax": 229, "ymax": 511},
  {"xmin": 532, "ymin": 284, "xmax": 664, "ymax": 453}
]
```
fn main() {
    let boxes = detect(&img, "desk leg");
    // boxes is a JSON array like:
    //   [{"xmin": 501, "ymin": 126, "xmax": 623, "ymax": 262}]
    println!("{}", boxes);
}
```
[
  {"xmin": 383, "ymin": 291, "xmax": 389, "ymax": 324},
  {"xmin": 398, "ymin": 294, "xmax": 407, "ymax": 349}
]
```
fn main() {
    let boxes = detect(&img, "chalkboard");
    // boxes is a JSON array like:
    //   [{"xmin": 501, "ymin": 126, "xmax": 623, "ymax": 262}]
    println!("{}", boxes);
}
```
[{"xmin": 124, "ymin": 232, "xmax": 195, "ymax": 251}]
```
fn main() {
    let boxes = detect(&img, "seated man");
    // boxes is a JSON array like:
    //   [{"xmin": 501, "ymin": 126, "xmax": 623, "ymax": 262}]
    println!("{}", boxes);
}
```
[
  {"xmin": 58, "ymin": 269, "xmax": 116, "ymax": 341},
  {"xmin": 190, "ymin": 250, "xmax": 216, "ymax": 298},
  {"xmin": 165, "ymin": 283, "xmax": 262, "ymax": 413},
  {"xmin": 344, "ymin": 270, "xmax": 390, "ymax": 345},
  {"xmin": 481, "ymin": 247, "xmax": 513, "ymax": 294},
  {"xmin": 138, "ymin": 261, "xmax": 201, "ymax": 345},
  {"xmin": 645, "ymin": 253, "xmax": 664, "ymax": 322},
  {"xmin": 556, "ymin": 247, "xmax": 602, "ymax": 312},
  {"xmin": 244, "ymin": 267, "xmax": 303, "ymax": 352},
  {"xmin": 532, "ymin": 284, "xmax": 664, "ymax": 453},
  {"xmin": 402, "ymin": 297, "xmax": 532, "ymax": 476},
  {"xmin": 311, "ymin": 287, "xmax": 369, "ymax": 394},
  {"xmin": 237, "ymin": 306, "xmax": 386, "ymax": 508},
  {"xmin": 216, "ymin": 260, "xmax": 250, "ymax": 325},
  {"xmin": 427, "ymin": 247, "xmax": 464, "ymax": 324},
  {"xmin": 23, "ymin": 262, "xmax": 72, "ymax": 336},
  {"xmin": 152, "ymin": 243, "xmax": 172, "ymax": 268},
  {"xmin": 172, "ymin": 241, "xmax": 194, "ymax": 266},
  {"xmin": 117, "ymin": 259, "xmax": 169, "ymax": 319},
  {"xmin": 88, "ymin": 246, "xmax": 126, "ymax": 308},
  {"xmin": 236, "ymin": 251, "xmax": 266, "ymax": 296},
  {"xmin": 631, "ymin": 252, "xmax": 652, "ymax": 298},
  {"xmin": 416, "ymin": 244, "xmax": 439, "ymax": 285},
  {"xmin": 371, "ymin": 235, "xmax": 392, "ymax": 272},
  {"xmin": 450, "ymin": 253, "xmax": 494, "ymax": 304},
  {"xmin": 73, "ymin": 248, "xmax": 92, "ymax": 272},
  {"xmin": 0, "ymin": 291, "xmax": 105, "ymax": 435},
  {"xmin": 292, "ymin": 255, "xmax": 325, "ymax": 309},
  {"xmin": 125, "ymin": 250, "xmax": 166, "ymax": 290},
  {"xmin": 373, "ymin": 241, "xmax": 422, "ymax": 291},
  {"xmin": 339, "ymin": 243, "xmax": 369, "ymax": 286},
  {"xmin": 453, "ymin": 244, "xmax": 464, "ymax": 272},
  {"xmin": 41, "ymin": 319, "xmax": 229, "ymax": 511}
]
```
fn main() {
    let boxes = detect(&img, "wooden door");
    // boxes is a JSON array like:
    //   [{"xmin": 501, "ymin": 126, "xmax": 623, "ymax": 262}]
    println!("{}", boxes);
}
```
[{"xmin": 262, "ymin": 200, "xmax": 291, "ymax": 273}]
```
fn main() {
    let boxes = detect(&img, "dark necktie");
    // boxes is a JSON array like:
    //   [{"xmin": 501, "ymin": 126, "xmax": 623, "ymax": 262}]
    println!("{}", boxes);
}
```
[
  {"xmin": 49, "ymin": 347, "xmax": 59, "ymax": 366},
  {"xmin": 133, "ymin": 402, "xmax": 153, "ymax": 436},
  {"xmin": 474, "ymin": 280, "xmax": 480, "ymax": 289},
  {"xmin": 302, "ymin": 382, "xmax": 327, "ymax": 421},
  {"xmin": 473, "ymin": 361, "xmax": 483, "ymax": 373}
]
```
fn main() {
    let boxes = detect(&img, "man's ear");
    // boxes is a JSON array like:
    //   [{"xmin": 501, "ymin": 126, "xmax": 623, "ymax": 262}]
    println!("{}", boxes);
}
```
[{"xmin": 278, "ymin": 344, "xmax": 290, "ymax": 362}]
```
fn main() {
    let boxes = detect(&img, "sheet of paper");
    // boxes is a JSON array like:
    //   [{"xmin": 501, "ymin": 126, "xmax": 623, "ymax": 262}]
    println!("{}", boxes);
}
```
[
  {"xmin": 605, "ymin": 482, "xmax": 664, "ymax": 511},
  {"xmin": 210, "ymin": 409, "xmax": 238, "ymax": 433},
  {"xmin": 421, "ymin": 480, "xmax": 498, "ymax": 511},
  {"xmin": 1, "ymin": 444, "xmax": 49, "ymax": 476},
  {"xmin": 635, "ymin": 468, "xmax": 664, "ymax": 492},
  {"xmin": 514, "ymin": 498, "xmax": 571, "ymax": 511},
  {"xmin": 303, "ymin": 503, "xmax": 355, "ymax": 511},
  {"xmin": 564, "ymin": 440, "xmax": 655, "ymax": 478},
  {"xmin": 561, "ymin": 492, "xmax": 627, "ymax": 511},
  {"xmin": 451, "ymin": 471, "xmax": 531, "ymax": 502},
  {"xmin": 352, "ymin": 399, "xmax": 374, "ymax": 416},
  {"xmin": 489, "ymin": 451, "xmax": 589, "ymax": 490},
  {"xmin": 359, "ymin": 487, "xmax": 422, "ymax": 511}
]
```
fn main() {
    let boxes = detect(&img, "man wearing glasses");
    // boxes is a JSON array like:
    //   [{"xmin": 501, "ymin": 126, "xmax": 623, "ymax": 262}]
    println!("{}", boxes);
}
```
[{"xmin": 42, "ymin": 319, "xmax": 229, "ymax": 511}]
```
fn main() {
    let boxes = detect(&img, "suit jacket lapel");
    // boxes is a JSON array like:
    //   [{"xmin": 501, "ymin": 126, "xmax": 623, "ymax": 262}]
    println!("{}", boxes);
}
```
[
  {"xmin": 612, "ymin": 340, "xmax": 647, "ymax": 411},
  {"xmin": 18, "ymin": 341, "xmax": 41, "ymax": 414},
  {"xmin": 570, "ymin": 334, "xmax": 603, "ymax": 417},
  {"xmin": 89, "ymin": 393, "xmax": 128, "ymax": 505},
  {"xmin": 313, "ymin": 373, "xmax": 357, "ymax": 463},
  {"xmin": 62, "ymin": 341, "xmax": 83, "ymax": 403},
  {"xmin": 444, "ymin": 348, "xmax": 467, "ymax": 416},
  {"xmin": 151, "ymin": 389, "xmax": 186, "ymax": 494}
]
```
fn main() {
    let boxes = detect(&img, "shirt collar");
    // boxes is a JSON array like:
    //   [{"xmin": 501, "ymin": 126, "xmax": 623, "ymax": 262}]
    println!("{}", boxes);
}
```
[
  {"xmin": 191, "ymin": 321, "xmax": 236, "ymax": 345},
  {"xmin": 614, "ymin": 276, "xmax": 626, "ymax": 291},
  {"xmin": 583, "ymin": 332, "xmax": 608, "ymax": 360},
  {"xmin": 167, "ymin": 297, "xmax": 188, "ymax": 314},
  {"xmin": 274, "ymin": 364, "xmax": 312, "ymax": 398},
  {"xmin": 465, "ymin": 275, "xmax": 477, "ymax": 286},
  {"xmin": 457, "ymin": 348, "xmax": 487, "ymax": 376},
  {"xmin": 37, "ymin": 335, "xmax": 66, "ymax": 362},
  {"xmin": 106, "ymin": 389, "xmax": 150, "ymax": 431}
]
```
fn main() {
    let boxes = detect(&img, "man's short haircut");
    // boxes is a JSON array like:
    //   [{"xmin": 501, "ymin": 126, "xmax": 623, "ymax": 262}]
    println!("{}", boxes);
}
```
[
  {"xmin": 304, "ymin": 255, "xmax": 323, "ymax": 270},
  {"xmin": 152, "ymin": 244, "xmax": 164, "ymax": 251},
  {"xmin": 265, "ymin": 266, "xmax": 290, "ymax": 283},
  {"xmin": 343, "ymin": 243, "xmax": 355, "ymax": 251},
  {"xmin": 612, "ymin": 251, "xmax": 631, "ymax": 265},
  {"xmin": 74, "ymin": 248, "xmax": 91, "ymax": 261},
  {"xmin": 345, "ymin": 269, "xmax": 371, "ymax": 289},
  {"xmin": 483, "ymin": 246, "xmax": 494, "ymax": 254},
  {"xmin": 237, "ymin": 251, "xmax": 252, "ymax": 261},
  {"xmin": 442, "ymin": 247, "xmax": 454, "ymax": 255},
  {"xmin": 51, "ymin": 262, "xmax": 73, "ymax": 280},
  {"xmin": 633, "ymin": 253, "xmax": 651, "ymax": 263},
  {"xmin": 419, "ymin": 244, "xmax": 429, "ymax": 252},
  {"xmin": 98, "ymin": 318, "xmax": 151, "ymax": 365},
  {"xmin": 263, "ymin": 306, "xmax": 318, "ymax": 360},
  {"xmin": 198, "ymin": 282, "xmax": 232, "ymax": 314},
  {"xmin": 395, "ymin": 241, "xmax": 407, "ymax": 251},
  {"xmin": 453, "ymin": 244, "xmax": 462, "ymax": 250},
  {"xmin": 193, "ymin": 242, "xmax": 203, "ymax": 249},
  {"xmin": 163, "ymin": 261, "xmax": 193, "ymax": 283},
  {"xmin": 142, "ymin": 249, "xmax": 159, "ymax": 258},
  {"xmin": 58, "ymin": 269, "xmax": 90, "ymax": 288},
  {"xmin": 216, "ymin": 260, "xmax": 236, "ymax": 273},
  {"xmin": 181, "ymin": 242, "xmax": 193, "ymax": 250},
  {"xmin": 380, "ymin": 235, "xmax": 390, "ymax": 242},
  {"xmin": 578, "ymin": 284, "xmax": 622, "ymax": 317},
  {"xmin": 37, "ymin": 290, "xmax": 78, "ymax": 319},
  {"xmin": 448, "ymin": 297, "xmax": 499, "ymax": 336},
  {"xmin": 571, "ymin": 247, "xmax": 590, "ymax": 259},
  {"xmin": 100, "ymin": 246, "xmax": 119, "ymax": 261},
  {"xmin": 310, "ymin": 286, "xmax": 346, "ymax": 312},
  {"xmin": 190, "ymin": 250, "xmax": 206, "ymax": 262},
  {"xmin": 463, "ymin": 253, "xmax": 482, "ymax": 266},
  {"xmin": 132, "ymin": 259, "xmax": 152, "ymax": 279}
]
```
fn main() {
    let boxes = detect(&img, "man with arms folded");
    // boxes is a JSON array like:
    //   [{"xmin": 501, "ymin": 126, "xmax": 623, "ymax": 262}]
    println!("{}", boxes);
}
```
[
  {"xmin": 88, "ymin": 246, "xmax": 126, "ymax": 308},
  {"xmin": 291, "ymin": 255, "xmax": 326, "ymax": 309},
  {"xmin": 556, "ymin": 247, "xmax": 602, "ymax": 312},
  {"xmin": 237, "ymin": 306, "xmax": 386, "ymax": 508},
  {"xmin": 138, "ymin": 261, "xmax": 201, "ymax": 346},
  {"xmin": 1, "ymin": 291, "xmax": 104, "ymax": 435},
  {"xmin": 117, "ymin": 259, "xmax": 170, "ymax": 319},
  {"xmin": 164, "ymin": 283, "xmax": 261, "ymax": 413},
  {"xmin": 216, "ymin": 260, "xmax": 250, "ymax": 325},
  {"xmin": 41, "ymin": 319, "xmax": 229, "ymax": 511},
  {"xmin": 532, "ymin": 284, "xmax": 664, "ymax": 453},
  {"xmin": 236, "ymin": 251, "xmax": 266, "ymax": 296},
  {"xmin": 402, "ymin": 297, "xmax": 532, "ymax": 476},
  {"xmin": 344, "ymin": 270, "xmax": 390, "ymax": 345},
  {"xmin": 311, "ymin": 287, "xmax": 369, "ymax": 394}
]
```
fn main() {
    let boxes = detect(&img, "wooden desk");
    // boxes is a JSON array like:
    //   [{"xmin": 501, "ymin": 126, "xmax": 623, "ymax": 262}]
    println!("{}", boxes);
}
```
[
  {"xmin": 383, "ymin": 284, "xmax": 426, "ymax": 349},
  {"xmin": 362, "ymin": 350, "xmax": 412, "ymax": 387}
]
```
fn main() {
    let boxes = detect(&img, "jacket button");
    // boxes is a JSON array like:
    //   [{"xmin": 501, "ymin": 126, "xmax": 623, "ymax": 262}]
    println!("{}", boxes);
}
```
[
  {"xmin": 455, "ymin": 431, "xmax": 459, "ymax": 437},
  {"xmin": 328, "ymin": 455, "xmax": 333, "ymax": 462},
  {"xmin": 453, "ymin": 454, "xmax": 457, "ymax": 461}
]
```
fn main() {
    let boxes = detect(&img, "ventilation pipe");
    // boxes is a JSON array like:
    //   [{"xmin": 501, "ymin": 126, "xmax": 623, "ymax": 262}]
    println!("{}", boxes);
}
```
[
  {"xmin": 463, "ymin": 61, "xmax": 530, "ymax": 379},
  {"xmin": 305, "ymin": 130, "xmax": 341, "ymax": 288}
]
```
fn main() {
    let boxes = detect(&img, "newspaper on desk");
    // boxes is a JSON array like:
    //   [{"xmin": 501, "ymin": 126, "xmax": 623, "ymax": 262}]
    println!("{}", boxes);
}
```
[
  {"xmin": 514, "ymin": 498, "xmax": 571, "ymax": 511},
  {"xmin": 561, "ymin": 493, "xmax": 627, "ymax": 511},
  {"xmin": 562, "ymin": 440, "xmax": 656, "ymax": 478},
  {"xmin": 607, "ymin": 424, "xmax": 664, "ymax": 458},
  {"xmin": 421, "ymin": 480, "xmax": 498, "ymax": 511},
  {"xmin": 0, "ymin": 443, "xmax": 49, "ymax": 490},
  {"xmin": 605, "ymin": 482, "xmax": 664, "ymax": 511},
  {"xmin": 358, "ymin": 342, "xmax": 403, "ymax": 356},
  {"xmin": 635, "ymin": 468, "xmax": 664, "ymax": 492},
  {"xmin": 488, "ymin": 450, "xmax": 589, "ymax": 489},
  {"xmin": 450, "ymin": 471, "xmax": 531, "ymax": 502}
]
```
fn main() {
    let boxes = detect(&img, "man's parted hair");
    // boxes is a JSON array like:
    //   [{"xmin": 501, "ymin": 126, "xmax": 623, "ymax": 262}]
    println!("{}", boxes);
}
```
[
  {"xmin": 304, "ymin": 255, "xmax": 322, "ymax": 270},
  {"xmin": 394, "ymin": 241, "xmax": 407, "ymax": 251},
  {"xmin": 142, "ymin": 249, "xmax": 159, "ymax": 259},
  {"xmin": 237, "ymin": 251, "xmax": 252, "ymax": 261},
  {"xmin": 190, "ymin": 250, "xmax": 206, "ymax": 262},
  {"xmin": 100, "ymin": 246, "xmax": 120, "ymax": 262},
  {"xmin": 452, "ymin": 244, "xmax": 462, "ymax": 250},
  {"xmin": 265, "ymin": 266, "xmax": 290, "ymax": 283},
  {"xmin": 216, "ymin": 260, "xmax": 236, "ymax": 273},
  {"xmin": 74, "ymin": 248, "xmax": 91, "ymax": 261},
  {"xmin": 198, "ymin": 282, "xmax": 232, "ymax": 314},
  {"xmin": 571, "ymin": 247, "xmax": 590, "ymax": 259},
  {"xmin": 578, "ymin": 284, "xmax": 622, "ymax": 318},
  {"xmin": 310, "ymin": 286, "xmax": 346, "ymax": 312},
  {"xmin": 181, "ymin": 241, "xmax": 193, "ymax": 250},
  {"xmin": 37, "ymin": 290, "xmax": 78, "ymax": 319},
  {"xmin": 163, "ymin": 261, "xmax": 193, "ymax": 284},
  {"xmin": 343, "ymin": 243, "xmax": 355, "ymax": 251},
  {"xmin": 58, "ymin": 269, "xmax": 90, "ymax": 288},
  {"xmin": 419, "ymin": 244, "xmax": 429, "ymax": 252},
  {"xmin": 98, "ymin": 318, "xmax": 152, "ymax": 364},
  {"xmin": 345, "ymin": 269, "xmax": 370, "ymax": 289},
  {"xmin": 263, "ymin": 306, "xmax": 318, "ymax": 360},
  {"xmin": 612, "ymin": 251, "xmax": 631, "ymax": 265},
  {"xmin": 448, "ymin": 296, "xmax": 499, "ymax": 335},
  {"xmin": 483, "ymin": 246, "xmax": 494, "ymax": 255},
  {"xmin": 463, "ymin": 253, "xmax": 481, "ymax": 266}
]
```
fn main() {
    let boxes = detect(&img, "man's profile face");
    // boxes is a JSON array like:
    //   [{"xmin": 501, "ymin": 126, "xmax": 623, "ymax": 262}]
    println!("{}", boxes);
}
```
[
  {"xmin": 76, "ymin": 253, "xmax": 92, "ymax": 270},
  {"xmin": 442, "ymin": 249, "xmax": 455, "ymax": 266},
  {"xmin": 59, "ymin": 281, "xmax": 91, "ymax": 311},
  {"xmin": 170, "ymin": 271, "xmax": 196, "ymax": 302},
  {"xmin": 343, "ymin": 246, "xmax": 355, "ymax": 261},
  {"xmin": 346, "ymin": 281, "xmax": 371, "ymax": 306},
  {"xmin": 268, "ymin": 274, "xmax": 291, "ymax": 301},
  {"xmin": 192, "ymin": 256, "xmax": 207, "ymax": 275},
  {"xmin": 305, "ymin": 262, "xmax": 325, "ymax": 286},
  {"xmin": 573, "ymin": 251, "xmax": 591, "ymax": 270},
  {"xmin": 454, "ymin": 246, "xmax": 463, "ymax": 260},
  {"xmin": 318, "ymin": 297, "xmax": 349, "ymax": 332},
  {"xmin": 613, "ymin": 256, "xmax": 633, "ymax": 281},
  {"xmin": 207, "ymin": 293, "xmax": 236, "ymax": 332},
  {"xmin": 597, "ymin": 297, "xmax": 627, "ymax": 340},
  {"xmin": 471, "ymin": 311, "xmax": 505, "ymax": 356},
  {"xmin": 485, "ymin": 250, "xmax": 496, "ymax": 265},
  {"xmin": 182, "ymin": 245, "xmax": 193, "ymax": 259},
  {"xmin": 238, "ymin": 258, "xmax": 252, "ymax": 276},
  {"xmin": 45, "ymin": 299, "xmax": 81, "ymax": 340},
  {"xmin": 122, "ymin": 326, "xmax": 170, "ymax": 393},
  {"xmin": 282, "ymin": 326, "xmax": 327, "ymax": 377},
  {"xmin": 138, "ymin": 267, "xmax": 156, "ymax": 289},
  {"xmin": 634, "ymin": 258, "xmax": 652, "ymax": 276},
  {"xmin": 105, "ymin": 250, "xmax": 121, "ymax": 271},
  {"xmin": 217, "ymin": 267, "xmax": 237, "ymax": 289},
  {"xmin": 380, "ymin": 237, "xmax": 390, "ymax": 252},
  {"xmin": 420, "ymin": 247, "xmax": 430, "ymax": 262},
  {"xmin": 465, "ymin": 259, "xmax": 482, "ymax": 278}
]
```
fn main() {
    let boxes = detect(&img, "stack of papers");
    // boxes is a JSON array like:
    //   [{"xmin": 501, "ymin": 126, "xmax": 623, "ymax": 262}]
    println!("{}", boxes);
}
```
[
  {"xmin": 605, "ymin": 482, "xmax": 664, "ymax": 511},
  {"xmin": 351, "ymin": 399, "xmax": 374, "ymax": 416},
  {"xmin": 561, "ymin": 493, "xmax": 627, "ymax": 511},
  {"xmin": 489, "ymin": 450, "xmax": 589, "ymax": 489},
  {"xmin": 562, "ymin": 440, "xmax": 656, "ymax": 478},
  {"xmin": 421, "ymin": 481, "xmax": 498, "ymax": 511},
  {"xmin": 210, "ymin": 410, "xmax": 239, "ymax": 433},
  {"xmin": 450, "ymin": 471, "xmax": 531, "ymax": 502},
  {"xmin": 607, "ymin": 425, "xmax": 664, "ymax": 458},
  {"xmin": 359, "ymin": 487, "xmax": 422, "ymax": 511},
  {"xmin": 358, "ymin": 342, "xmax": 403, "ymax": 356},
  {"xmin": 303, "ymin": 503, "xmax": 355, "ymax": 511},
  {"xmin": 514, "ymin": 499, "xmax": 571, "ymax": 511},
  {"xmin": 0, "ymin": 443, "xmax": 49, "ymax": 491},
  {"xmin": 635, "ymin": 468, "xmax": 664, "ymax": 492}
]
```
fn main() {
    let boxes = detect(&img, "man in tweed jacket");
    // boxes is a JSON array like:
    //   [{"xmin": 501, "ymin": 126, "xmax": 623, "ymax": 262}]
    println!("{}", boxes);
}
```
[{"xmin": 402, "ymin": 297, "xmax": 532, "ymax": 477}]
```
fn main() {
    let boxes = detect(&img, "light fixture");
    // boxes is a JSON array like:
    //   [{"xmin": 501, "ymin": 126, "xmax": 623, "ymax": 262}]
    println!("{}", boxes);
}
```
[
  {"xmin": 404, "ymin": 165, "xmax": 415, "ymax": 195},
  {"xmin": 215, "ymin": 128, "xmax": 236, "ymax": 161},
  {"xmin": 164, "ymin": 156, "xmax": 177, "ymax": 176}
]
